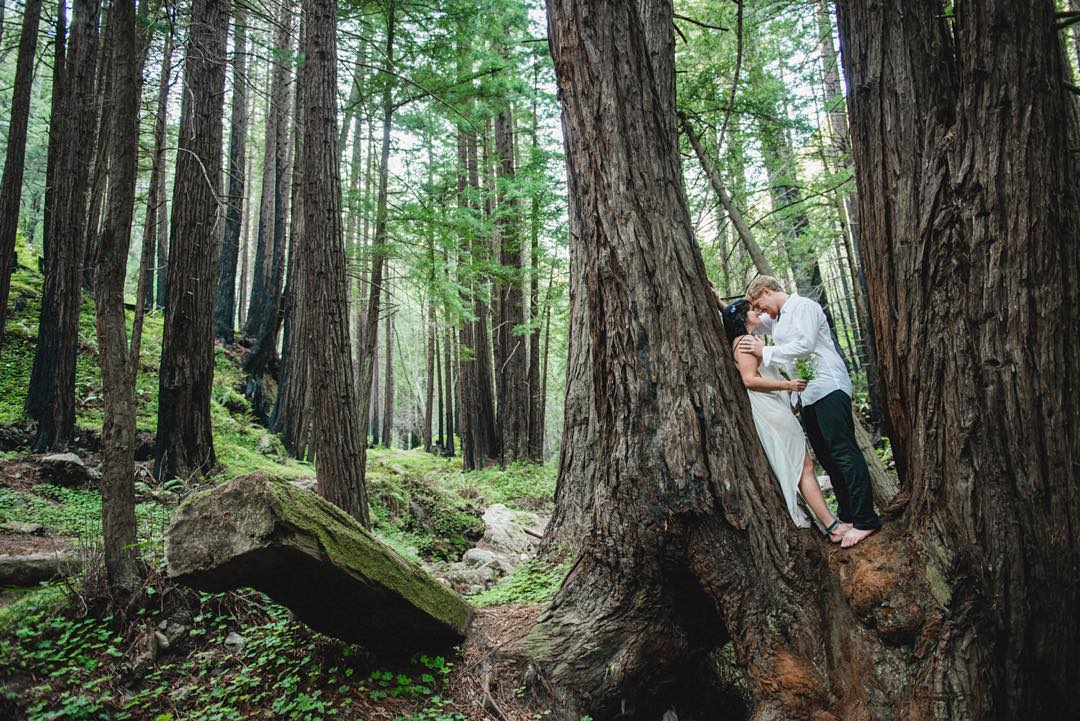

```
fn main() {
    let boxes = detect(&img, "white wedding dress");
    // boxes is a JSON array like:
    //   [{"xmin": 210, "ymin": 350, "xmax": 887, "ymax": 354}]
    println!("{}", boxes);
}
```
[{"xmin": 745, "ymin": 362, "xmax": 812, "ymax": 528}]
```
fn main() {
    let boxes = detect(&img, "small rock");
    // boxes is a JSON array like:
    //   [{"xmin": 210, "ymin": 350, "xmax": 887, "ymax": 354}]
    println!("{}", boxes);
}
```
[
  {"xmin": 256, "ymin": 435, "xmax": 276, "ymax": 457},
  {"xmin": 170, "ymin": 685, "xmax": 196, "ymax": 704},
  {"xmin": 149, "ymin": 490, "xmax": 180, "ymax": 506},
  {"xmin": 154, "ymin": 631, "xmax": 171, "ymax": 651},
  {"xmin": 482, "ymin": 504, "xmax": 534, "ymax": 556},
  {"xmin": 290, "ymin": 477, "xmax": 317, "ymax": 493},
  {"xmin": 39, "ymin": 453, "xmax": 92, "ymax": 487},
  {"xmin": 0, "ymin": 521, "xmax": 46, "ymax": 535},
  {"xmin": 224, "ymin": 631, "xmax": 245, "ymax": 651}
]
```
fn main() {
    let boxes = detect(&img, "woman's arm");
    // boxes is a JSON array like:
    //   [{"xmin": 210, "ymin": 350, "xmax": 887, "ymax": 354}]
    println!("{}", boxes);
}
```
[{"xmin": 734, "ymin": 346, "xmax": 807, "ymax": 393}]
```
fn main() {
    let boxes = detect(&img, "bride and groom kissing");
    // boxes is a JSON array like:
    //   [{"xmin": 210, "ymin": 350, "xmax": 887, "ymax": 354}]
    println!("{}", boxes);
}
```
[{"xmin": 721, "ymin": 276, "xmax": 880, "ymax": 548}]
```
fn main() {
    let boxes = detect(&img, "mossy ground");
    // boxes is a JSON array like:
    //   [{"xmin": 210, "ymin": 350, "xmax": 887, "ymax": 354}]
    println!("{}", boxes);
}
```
[{"xmin": 0, "ymin": 238, "xmax": 566, "ymax": 720}]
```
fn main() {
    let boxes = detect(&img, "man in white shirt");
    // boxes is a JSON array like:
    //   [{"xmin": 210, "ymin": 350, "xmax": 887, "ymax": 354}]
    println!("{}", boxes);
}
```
[{"xmin": 737, "ymin": 276, "xmax": 880, "ymax": 547}]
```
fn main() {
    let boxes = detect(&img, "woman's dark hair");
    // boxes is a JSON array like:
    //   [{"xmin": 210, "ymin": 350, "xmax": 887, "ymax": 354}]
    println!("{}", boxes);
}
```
[{"xmin": 722, "ymin": 299, "xmax": 750, "ymax": 344}]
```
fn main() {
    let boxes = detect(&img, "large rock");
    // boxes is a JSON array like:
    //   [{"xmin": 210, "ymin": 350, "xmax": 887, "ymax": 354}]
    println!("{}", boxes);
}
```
[
  {"xmin": 39, "ymin": 453, "xmax": 93, "ymax": 486},
  {"xmin": 0, "ymin": 551, "xmax": 79, "ymax": 586},
  {"xmin": 165, "ymin": 473, "xmax": 472, "ymax": 652},
  {"xmin": 481, "ymin": 504, "xmax": 535, "ymax": 557}
]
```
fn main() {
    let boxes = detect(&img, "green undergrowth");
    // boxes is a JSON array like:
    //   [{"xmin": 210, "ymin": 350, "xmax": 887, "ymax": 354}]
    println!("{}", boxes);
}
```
[
  {"xmin": 0, "ymin": 484, "xmax": 170, "ymax": 542},
  {"xmin": 0, "ymin": 585, "xmax": 470, "ymax": 721},
  {"xmin": 470, "ymin": 557, "xmax": 572, "ymax": 607}
]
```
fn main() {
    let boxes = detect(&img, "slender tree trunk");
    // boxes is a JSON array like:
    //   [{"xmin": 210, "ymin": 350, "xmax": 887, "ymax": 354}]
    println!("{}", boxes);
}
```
[
  {"xmin": 300, "ymin": 0, "xmax": 370, "ymax": 525},
  {"xmin": 271, "ymin": 15, "xmax": 312, "ymax": 460},
  {"xmin": 380, "ymin": 304, "xmax": 394, "ymax": 448},
  {"xmin": 526, "ymin": 77, "xmax": 543, "ymax": 462},
  {"xmin": 238, "ymin": 149, "xmax": 253, "ymax": 327},
  {"xmin": 154, "ymin": 0, "xmax": 228, "ymax": 481},
  {"xmin": 355, "ymin": 0, "xmax": 394, "ymax": 458},
  {"xmin": 81, "ymin": 2, "xmax": 116, "ymax": 292},
  {"xmin": 494, "ymin": 104, "xmax": 528, "ymax": 464},
  {"xmin": 435, "ymin": 323, "xmax": 444, "ymax": 451},
  {"xmin": 817, "ymin": 0, "xmax": 884, "ymax": 431},
  {"xmin": 214, "ymin": 7, "xmax": 248, "ymax": 344},
  {"xmin": 95, "ymin": 0, "xmax": 142, "ymax": 606},
  {"xmin": 443, "ymin": 316, "xmax": 455, "ymax": 456},
  {"xmin": 154, "ymin": 162, "xmax": 169, "ymax": 309},
  {"xmin": 370, "ymin": 326, "xmax": 381, "ymax": 445},
  {"xmin": 26, "ymin": 0, "xmax": 100, "ymax": 451},
  {"xmin": 0, "ymin": 0, "xmax": 42, "ymax": 351},
  {"xmin": 242, "ymin": 4, "xmax": 293, "ymax": 421},
  {"xmin": 141, "ymin": 26, "xmax": 174, "ymax": 311},
  {"xmin": 679, "ymin": 113, "xmax": 773, "ymax": 276},
  {"xmin": 40, "ymin": 0, "xmax": 66, "ymax": 265}
]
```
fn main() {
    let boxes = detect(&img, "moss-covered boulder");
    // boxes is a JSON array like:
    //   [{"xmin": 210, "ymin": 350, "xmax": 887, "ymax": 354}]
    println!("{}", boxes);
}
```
[{"xmin": 165, "ymin": 473, "xmax": 472, "ymax": 653}]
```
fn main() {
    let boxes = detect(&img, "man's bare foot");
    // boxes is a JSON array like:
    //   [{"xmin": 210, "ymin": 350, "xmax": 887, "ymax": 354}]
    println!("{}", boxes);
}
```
[
  {"xmin": 829, "ymin": 522, "xmax": 853, "ymax": 543},
  {"xmin": 841, "ymin": 527, "xmax": 877, "ymax": 548}
]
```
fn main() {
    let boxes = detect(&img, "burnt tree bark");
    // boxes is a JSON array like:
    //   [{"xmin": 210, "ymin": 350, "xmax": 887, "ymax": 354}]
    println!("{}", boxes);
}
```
[
  {"xmin": 26, "ymin": 0, "xmax": 99, "ymax": 451},
  {"xmin": 300, "ymin": 0, "xmax": 370, "ymax": 525},
  {"xmin": 155, "ymin": 0, "xmax": 228, "ymax": 481},
  {"xmin": 94, "ymin": 0, "xmax": 142, "ymax": 606},
  {"xmin": 0, "ymin": 0, "xmax": 42, "ymax": 352},
  {"xmin": 242, "ymin": 5, "xmax": 292, "ymax": 420},
  {"xmin": 213, "ymin": 7, "xmax": 248, "ymax": 344}
]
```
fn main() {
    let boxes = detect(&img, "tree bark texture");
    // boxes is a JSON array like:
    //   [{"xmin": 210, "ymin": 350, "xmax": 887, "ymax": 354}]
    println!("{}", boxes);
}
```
[
  {"xmin": 300, "ymin": 0, "xmax": 370, "ymax": 526},
  {"xmin": 832, "ymin": 0, "xmax": 1080, "ymax": 717},
  {"xmin": 271, "ymin": 34, "xmax": 313, "ymax": 461},
  {"xmin": 0, "ymin": 0, "xmax": 42, "ymax": 352},
  {"xmin": 40, "ymin": 0, "xmax": 66, "ymax": 265},
  {"xmin": 242, "ymin": 5, "xmax": 292, "ymax": 419},
  {"xmin": 380, "ymin": 306, "xmax": 394, "ymax": 447},
  {"xmin": 94, "ymin": 0, "xmax": 142, "ymax": 606},
  {"xmin": 26, "ymin": 0, "xmax": 99, "ymax": 451},
  {"xmin": 355, "ymin": 1, "xmax": 394, "ymax": 461},
  {"xmin": 494, "ymin": 107, "xmax": 529, "ymax": 464},
  {"xmin": 155, "ymin": 0, "xmax": 228, "ymax": 481},
  {"xmin": 141, "ymin": 26, "xmax": 174, "ymax": 311},
  {"xmin": 214, "ymin": 8, "xmax": 249, "ymax": 344},
  {"xmin": 528, "ymin": 3, "xmax": 974, "ymax": 720}
]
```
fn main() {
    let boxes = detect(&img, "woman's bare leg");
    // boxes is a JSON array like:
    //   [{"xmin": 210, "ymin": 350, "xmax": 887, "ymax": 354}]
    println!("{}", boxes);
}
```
[{"xmin": 798, "ymin": 452, "xmax": 850, "ymax": 542}]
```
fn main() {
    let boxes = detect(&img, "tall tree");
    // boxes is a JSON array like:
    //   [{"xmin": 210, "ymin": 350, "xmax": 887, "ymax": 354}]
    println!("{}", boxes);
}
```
[
  {"xmin": 380, "ymin": 305, "xmax": 394, "ymax": 447},
  {"xmin": 94, "ymin": 0, "xmax": 142, "ymax": 606},
  {"xmin": 355, "ymin": 0, "xmax": 395, "ymax": 466},
  {"xmin": 300, "ymin": 0, "xmax": 370, "ymax": 524},
  {"xmin": 494, "ymin": 104, "xmax": 529, "ymax": 463},
  {"xmin": 214, "ymin": 7, "xmax": 249, "ymax": 343},
  {"xmin": 40, "ymin": 0, "xmax": 66, "ymax": 264},
  {"xmin": 26, "ymin": 0, "xmax": 100, "ymax": 450},
  {"xmin": 154, "ymin": 0, "xmax": 229, "ymax": 481},
  {"xmin": 242, "ymin": 4, "xmax": 293, "ymax": 420},
  {"xmin": 141, "ymin": 24, "xmax": 174, "ymax": 311},
  {"xmin": 832, "ymin": 0, "xmax": 1080, "ymax": 716},
  {"xmin": 0, "ymin": 0, "xmax": 42, "ymax": 350}
]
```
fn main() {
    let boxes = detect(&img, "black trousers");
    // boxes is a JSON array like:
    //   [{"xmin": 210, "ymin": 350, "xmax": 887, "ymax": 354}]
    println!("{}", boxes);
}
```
[{"xmin": 800, "ymin": 390, "xmax": 881, "ymax": 530}]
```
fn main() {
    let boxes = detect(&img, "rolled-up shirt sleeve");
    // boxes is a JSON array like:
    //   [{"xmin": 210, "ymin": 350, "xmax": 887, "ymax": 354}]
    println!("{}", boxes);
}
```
[{"xmin": 762, "ymin": 301, "xmax": 820, "ymax": 368}]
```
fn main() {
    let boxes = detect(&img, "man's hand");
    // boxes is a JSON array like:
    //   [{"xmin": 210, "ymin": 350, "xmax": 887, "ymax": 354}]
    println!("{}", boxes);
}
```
[{"xmin": 737, "ymin": 335, "xmax": 764, "ymax": 358}]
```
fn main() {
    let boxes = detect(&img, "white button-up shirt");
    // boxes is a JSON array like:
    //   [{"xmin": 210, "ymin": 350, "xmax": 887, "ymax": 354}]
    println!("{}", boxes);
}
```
[{"xmin": 759, "ymin": 293, "xmax": 851, "ymax": 407}]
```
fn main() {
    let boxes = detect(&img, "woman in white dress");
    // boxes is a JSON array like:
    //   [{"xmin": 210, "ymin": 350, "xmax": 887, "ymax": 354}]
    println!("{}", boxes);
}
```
[{"xmin": 722, "ymin": 299, "xmax": 850, "ymax": 542}]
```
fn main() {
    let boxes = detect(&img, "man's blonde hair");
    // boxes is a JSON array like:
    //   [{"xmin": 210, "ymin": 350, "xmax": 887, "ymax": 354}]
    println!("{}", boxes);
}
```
[{"xmin": 745, "ymin": 275, "xmax": 784, "ymax": 301}]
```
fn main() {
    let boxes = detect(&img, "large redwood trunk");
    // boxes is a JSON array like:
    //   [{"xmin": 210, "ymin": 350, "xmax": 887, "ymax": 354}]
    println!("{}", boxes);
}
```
[
  {"xmin": 527, "ymin": 2, "xmax": 1080, "ymax": 720},
  {"xmin": 300, "ymin": 0, "xmax": 370, "ymax": 526},
  {"xmin": 155, "ymin": 0, "xmax": 228, "ymax": 481},
  {"xmin": 0, "ymin": 0, "xmax": 41, "ymax": 351},
  {"xmin": 26, "ymin": 0, "xmax": 99, "ymax": 450},
  {"xmin": 833, "ymin": 0, "xmax": 1080, "ymax": 716}
]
